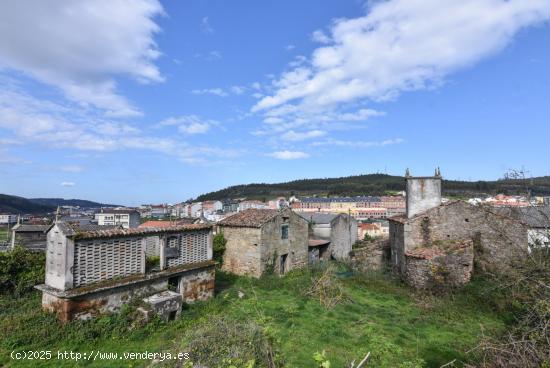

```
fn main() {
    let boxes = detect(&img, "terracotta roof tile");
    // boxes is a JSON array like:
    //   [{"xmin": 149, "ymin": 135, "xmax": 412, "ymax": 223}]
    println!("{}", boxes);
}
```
[
  {"xmin": 218, "ymin": 209, "xmax": 279, "ymax": 228},
  {"xmin": 73, "ymin": 223, "xmax": 211, "ymax": 240}
]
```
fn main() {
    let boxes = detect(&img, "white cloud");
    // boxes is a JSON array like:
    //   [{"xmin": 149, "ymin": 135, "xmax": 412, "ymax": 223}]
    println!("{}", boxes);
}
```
[
  {"xmin": 310, "ymin": 138, "xmax": 404, "ymax": 148},
  {"xmin": 285, "ymin": 44, "xmax": 296, "ymax": 51},
  {"xmin": 0, "ymin": 0, "xmax": 165, "ymax": 117},
  {"xmin": 231, "ymin": 85, "xmax": 247, "ymax": 95},
  {"xmin": 268, "ymin": 150, "xmax": 310, "ymax": 160},
  {"xmin": 59, "ymin": 165, "xmax": 85, "ymax": 173},
  {"xmin": 159, "ymin": 115, "xmax": 216, "ymax": 134},
  {"xmin": 311, "ymin": 30, "xmax": 331, "ymax": 44},
  {"xmin": 255, "ymin": 0, "xmax": 550, "ymax": 116},
  {"xmin": 0, "ymin": 86, "xmax": 238, "ymax": 164},
  {"xmin": 281, "ymin": 130, "xmax": 326, "ymax": 141},
  {"xmin": 61, "ymin": 181, "xmax": 76, "ymax": 187},
  {"xmin": 201, "ymin": 16, "xmax": 214, "ymax": 34},
  {"xmin": 191, "ymin": 88, "xmax": 228, "ymax": 97}
]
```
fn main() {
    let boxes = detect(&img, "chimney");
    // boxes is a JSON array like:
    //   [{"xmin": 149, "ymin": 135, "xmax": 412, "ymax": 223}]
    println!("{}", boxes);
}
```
[{"xmin": 405, "ymin": 168, "xmax": 442, "ymax": 218}]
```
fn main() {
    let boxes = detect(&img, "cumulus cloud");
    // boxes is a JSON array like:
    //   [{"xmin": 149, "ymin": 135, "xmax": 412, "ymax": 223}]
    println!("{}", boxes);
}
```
[
  {"xmin": 254, "ymin": 0, "xmax": 550, "ymax": 117},
  {"xmin": 0, "ymin": 85, "xmax": 239, "ymax": 164},
  {"xmin": 159, "ymin": 115, "xmax": 218, "ymax": 134},
  {"xmin": 191, "ymin": 88, "xmax": 228, "ymax": 97},
  {"xmin": 281, "ymin": 130, "xmax": 326, "ymax": 141},
  {"xmin": 61, "ymin": 181, "xmax": 76, "ymax": 187},
  {"xmin": 0, "ymin": 0, "xmax": 165, "ymax": 117},
  {"xmin": 310, "ymin": 138, "xmax": 404, "ymax": 148},
  {"xmin": 268, "ymin": 150, "xmax": 310, "ymax": 160}
]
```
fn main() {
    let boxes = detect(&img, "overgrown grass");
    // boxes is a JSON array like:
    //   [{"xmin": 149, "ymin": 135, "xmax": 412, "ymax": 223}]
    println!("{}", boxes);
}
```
[{"xmin": 1, "ymin": 264, "xmax": 509, "ymax": 367}]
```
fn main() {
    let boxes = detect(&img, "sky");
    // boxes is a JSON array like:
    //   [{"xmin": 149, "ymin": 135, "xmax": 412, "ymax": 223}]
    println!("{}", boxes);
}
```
[{"xmin": 0, "ymin": 0, "xmax": 549, "ymax": 205}]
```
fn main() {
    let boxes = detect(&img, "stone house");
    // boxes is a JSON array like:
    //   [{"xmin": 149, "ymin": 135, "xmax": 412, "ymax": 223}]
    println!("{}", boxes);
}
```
[
  {"xmin": 297, "ymin": 212, "xmax": 358, "ymax": 263},
  {"xmin": 36, "ymin": 221, "xmax": 215, "ymax": 321},
  {"xmin": 389, "ymin": 169, "xmax": 529, "ymax": 287},
  {"xmin": 217, "ymin": 208, "xmax": 308, "ymax": 277}
]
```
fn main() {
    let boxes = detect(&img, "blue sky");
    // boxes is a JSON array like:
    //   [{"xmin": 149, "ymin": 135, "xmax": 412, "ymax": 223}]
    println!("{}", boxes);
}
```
[{"xmin": 0, "ymin": 0, "xmax": 549, "ymax": 205}]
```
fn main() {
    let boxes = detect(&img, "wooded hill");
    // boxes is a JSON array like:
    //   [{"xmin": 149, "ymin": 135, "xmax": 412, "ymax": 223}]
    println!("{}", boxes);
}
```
[
  {"xmin": 0, "ymin": 195, "xmax": 117, "ymax": 214},
  {"xmin": 196, "ymin": 173, "xmax": 550, "ymax": 201}
]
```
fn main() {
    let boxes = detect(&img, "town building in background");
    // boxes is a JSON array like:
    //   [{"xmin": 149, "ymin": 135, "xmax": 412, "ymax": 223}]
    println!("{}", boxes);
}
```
[
  {"xmin": 218, "ymin": 208, "xmax": 308, "ymax": 277},
  {"xmin": 290, "ymin": 195, "xmax": 405, "ymax": 220},
  {"xmin": 95, "ymin": 208, "xmax": 140, "ymax": 228},
  {"xmin": 0, "ymin": 213, "xmax": 17, "ymax": 225}
]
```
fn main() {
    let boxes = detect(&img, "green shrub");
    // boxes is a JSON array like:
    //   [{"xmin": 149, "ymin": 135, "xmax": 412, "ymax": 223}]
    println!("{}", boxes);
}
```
[
  {"xmin": 0, "ymin": 246, "xmax": 45, "ymax": 295},
  {"xmin": 213, "ymin": 232, "xmax": 227, "ymax": 265},
  {"xmin": 183, "ymin": 316, "xmax": 283, "ymax": 367}
]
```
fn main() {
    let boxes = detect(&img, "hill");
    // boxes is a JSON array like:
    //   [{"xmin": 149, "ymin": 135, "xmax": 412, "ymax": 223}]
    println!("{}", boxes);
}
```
[
  {"xmin": 0, "ymin": 195, "xmax": 118, "ymax": 214},
  {"xmin": 0, "ymin": 194, "xmax": 54, "ymax": 214},
  {"xmin": 196, "ymin": 173, "xmax": 550, "ymax": 201},
  {"xmin": 29, "ymin": 198, "xmax": 118, "ymax": 208}
]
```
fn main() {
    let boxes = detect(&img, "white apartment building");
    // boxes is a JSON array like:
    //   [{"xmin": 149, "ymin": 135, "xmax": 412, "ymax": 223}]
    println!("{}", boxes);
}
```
[
  {"xmin": 0, "ymin": 214, "xmax": 18, "ymax": 225},
  {"xmin": 95, "ymin": 209, "xmax": 140, "ymax": 229}
]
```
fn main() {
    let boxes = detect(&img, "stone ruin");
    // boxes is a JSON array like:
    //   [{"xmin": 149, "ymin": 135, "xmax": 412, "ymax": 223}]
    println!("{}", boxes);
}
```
[{"xmin": 404, "ymin": 239, "xmax": 474, "ymax": 289}]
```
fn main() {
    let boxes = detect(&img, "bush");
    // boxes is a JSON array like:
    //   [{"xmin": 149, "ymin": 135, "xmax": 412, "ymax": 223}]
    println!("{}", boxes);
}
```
[
  {"xmin": 213, "ymin": 232, "xmax": 227, "ymax": 265},
  {"xmin": 0, "ymin": 246, "xmax": 45, "ymax": 295},
  {"xmin": 470, "ymin": 247, "xmax": 550, "ymax": 367},
  {"xmin": 183, "ymin": 316, "xmax": 283, "ymax": 367}
]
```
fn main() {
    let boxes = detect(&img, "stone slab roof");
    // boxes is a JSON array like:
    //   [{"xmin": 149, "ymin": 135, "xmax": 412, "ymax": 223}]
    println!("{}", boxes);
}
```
[
  {"xmin": 308, "ymin": 238, "xmax": 331, "ymax": 247},
  {"xmin": 11, "ymin": 224, "xmax": 51, "ymax": 233},
  {"xmin": 218, "ymin": 209, "xmax": 279, "ymax": 228}
]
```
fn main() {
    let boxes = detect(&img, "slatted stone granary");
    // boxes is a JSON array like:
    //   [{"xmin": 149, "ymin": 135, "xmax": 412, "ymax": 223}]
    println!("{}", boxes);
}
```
[{"xmin": 36, "ymin": 221, "xmax": 215, "ymax": 322}]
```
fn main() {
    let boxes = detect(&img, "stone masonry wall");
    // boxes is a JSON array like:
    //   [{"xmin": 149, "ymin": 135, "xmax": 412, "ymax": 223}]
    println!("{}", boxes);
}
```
[
  {"xmin": 220, "ymin": 226, "xmax": 262, "ymax": 277},
  {"xmin": 349, "ymin": 239, "xmax": 390, "ymax": 273},
  {"xmin": 404, "ymin": 243, "xmax": 474, "ymax": 289},
  {"xmin": 178, "ymin": 266, "xmax": 215, "ymax": 303},
  {"xmin": 330, "ymin": 216, "xmax": 355, "ymax": 260},
  {"xmin": 260, "ymin": 210, "xmax": 308, "ymax": 275},
  {"xmin": 406, "ymin": 202, "xmax": 528, "ymax": 272}
]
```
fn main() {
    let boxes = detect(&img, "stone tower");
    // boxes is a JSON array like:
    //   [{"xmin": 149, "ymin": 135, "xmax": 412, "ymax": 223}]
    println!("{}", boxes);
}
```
[{"xmin": 405, "ymin": 168, "xmax": 442, "ymax": 218}]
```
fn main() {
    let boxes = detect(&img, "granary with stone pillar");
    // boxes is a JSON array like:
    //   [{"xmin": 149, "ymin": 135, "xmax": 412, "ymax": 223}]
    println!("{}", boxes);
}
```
[
  {"xmin": 36, "ymin": 221, "xmax": 215, "ymax": 322},
  {"xmin": 389, "ymin": 168, "xmax": 529, "ymax": 289}
]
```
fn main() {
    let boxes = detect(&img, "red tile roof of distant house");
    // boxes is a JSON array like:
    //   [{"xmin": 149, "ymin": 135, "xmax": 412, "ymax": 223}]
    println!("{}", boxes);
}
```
[
  {"xmin": 139, "ymin": 219, "xmax": 196, "ymax": 228},
  {"xmin": 218, "ymin": 209, "xmax": 279, "ymax": 228}
]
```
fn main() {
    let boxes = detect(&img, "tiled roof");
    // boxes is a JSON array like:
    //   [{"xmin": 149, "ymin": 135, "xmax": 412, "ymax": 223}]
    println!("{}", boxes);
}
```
[
  {"xmin": 54, "ymin": 221, "xmax": 211, "ymax": 239},
  {"xmin": 138, "ymin": 219, "xmax": 197, "ymax": 228},
  {"xmin": 98, "ymin": 209, "xmax": 139, "ymax": 214},
  {"xmin": 218, "ymin": 209, "xmax": 279, "ymax": 228}
]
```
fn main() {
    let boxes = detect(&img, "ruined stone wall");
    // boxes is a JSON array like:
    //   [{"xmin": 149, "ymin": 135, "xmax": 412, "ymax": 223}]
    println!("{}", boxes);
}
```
[
  {"xmin": 404, "ymin": 244, "xmax": 474, "ymax": 289},
  {"xmin": 389, "ymin": 221, "xmax": 405, "ymax": 272},
  {"xmin": 329, "ymin": 216, "xmax": 355, "ymax": 260},
  {"xmin": 178, "ymin": 266, "xmax": 215, "ymax": 303},
  {"xmin": 260, "ymin": 211, "xmax": 308, "ymax": 275},
  {"xmin": 220, "ymin": 226, "xmax": 262, "ymax": 277},
  {"xmin": 42, "ymin": 278, "xmax": 167, "ymax": 322},
  {"xmin": 349, "ymin": 239, "xmax": 390, "ymax": 273},
  {"xmin": 407, "ymin": 202, "xmax": 528, "ymax": 271}
]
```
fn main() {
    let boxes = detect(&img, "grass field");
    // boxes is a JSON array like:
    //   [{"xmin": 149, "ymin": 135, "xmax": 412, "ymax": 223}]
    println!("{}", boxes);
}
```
[{"xmin": 0, "ymin": 266, "xmax": 508, "ymax": 367}]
